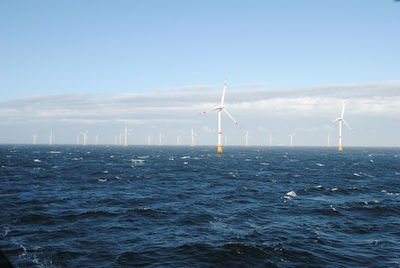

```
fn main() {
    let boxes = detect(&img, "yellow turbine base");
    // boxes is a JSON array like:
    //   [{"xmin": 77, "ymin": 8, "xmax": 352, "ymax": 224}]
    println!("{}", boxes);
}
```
[
  {"xmin": 217, "ymin": 144, "xmax": 222, "ymax": 154},
  {"xmin": 338, "ymin": 145, "xmax": 342, "ymax": 152}
]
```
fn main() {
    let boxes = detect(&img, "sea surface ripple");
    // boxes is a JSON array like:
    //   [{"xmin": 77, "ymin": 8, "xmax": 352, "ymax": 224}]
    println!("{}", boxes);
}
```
[{"xmin": 1, "ymin": 145, "xmax": 400, "ymax": 267}]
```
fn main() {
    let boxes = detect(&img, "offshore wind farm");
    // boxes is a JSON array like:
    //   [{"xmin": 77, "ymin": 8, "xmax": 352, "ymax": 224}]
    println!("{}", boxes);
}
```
[{"xmin": 1, "ymin": 1, "xmax": 400, "ymax": 267}]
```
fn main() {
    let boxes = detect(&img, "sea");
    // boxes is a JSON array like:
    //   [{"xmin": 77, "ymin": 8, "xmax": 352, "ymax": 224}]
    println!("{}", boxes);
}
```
[{"xmin": 0, "ymin": 145, "xmax": 399, "ymax": 267}]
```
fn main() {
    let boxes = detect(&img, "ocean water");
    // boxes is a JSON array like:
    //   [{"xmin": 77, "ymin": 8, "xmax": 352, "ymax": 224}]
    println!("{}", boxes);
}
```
[{"xmin": 0, "ymin": 145, "xmax": 399, "ymax": 267}]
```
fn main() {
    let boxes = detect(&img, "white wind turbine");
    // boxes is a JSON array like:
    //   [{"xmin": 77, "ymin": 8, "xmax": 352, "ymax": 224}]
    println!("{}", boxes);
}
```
[
  {"xmin": 123, "ymin": 126, "xmax": 132, "ymax": 147},
  {"xmin": 95, "ymin": 134, "xmax": 99, "ymax": 145},
  {"xmin": 158, "ymin": 132, "xmax": 164, "ymax": 146},
  {"xmin": 49, "ymin": 129, "xmax": 54, "ymax": 145},
  {"xmin": 147, "ymin": 136, "xmax": 151, "ymax": 146},
  {"xmin": 269, "ymin": 134, "xmax": 272, "ymax": 147},
  {"xmin": 245, "ymin": 130, "xmax": 249, "ymax": 147},
  {"xmin": 289, "ymin": 133, "xmax": 295, "ymax": 147},
  {"xmin": 190, "ymin": 128, "xmax": 198, "ymax": 147},
  {"xmin": 330, "ymin": 99, "xmax": 353, "ymax": 152},
  {"xmin": 176, "ymin": 135, "xmax": 182, "ymax": 146},
  {"xmin": 82, "ymin": 130, "xmax": 88, "ymax": 146},
  {"xmin": 32, "ymin": 133, "xmax": 37, "ymax": 145},
  {"xmin": 201, "ymin": 78, "xmax": 240, "ymax": 154}
]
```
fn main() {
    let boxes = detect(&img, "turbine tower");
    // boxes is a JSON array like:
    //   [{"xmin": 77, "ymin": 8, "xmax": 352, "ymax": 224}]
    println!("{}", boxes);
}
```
[
  {"xmin": 330, "ymin": 100, "xmax": 353, "ymax": 152},
  {"xmin": 158, "ymin": 132, "xmax": 164, "ymax": 146},
  {"xmin": 177, "ymin": 135, "xmax": 182, "ymax": 146},
  {"xmin": 123, "ymin": 126, "xmax": 131, "ymax": 147},
  {"xmin": 49, "ymin": 129, "xmax": 53, "ymax": 145},
  {"xmin": 327, "ymin": 134, "xmax": 330, "ymax": 148},
  {"xmin": 95, "ymin": 134, "xmax": 99, "ymax": 145},
  {"xmin": 201, "ymin": 78, "xmax": 240, "ymax": 154},
  {"xmin": 245, "ymin": 130, "xmax": 249, "ymax": 147},
  {"xmin": 191, "ymin": 128, "xmax": 197, "ymax": 147},
  {"xmin": 269, "ymin": 134, "xmax": 272, "ymax": 147},
  {"xmin": 32, "ymin": 133, "xmax": 37, "ymax": 145},
  {"xmin": 147, "ymin": 136, "xmax": 151, "ymax": 146},
  {"xmin": 289, "ymin": 133, "xmax": 295, "ymax": 147},
  {"xmin": 82, "ymin": 130, "xmax": 88, "ymax": 146}
]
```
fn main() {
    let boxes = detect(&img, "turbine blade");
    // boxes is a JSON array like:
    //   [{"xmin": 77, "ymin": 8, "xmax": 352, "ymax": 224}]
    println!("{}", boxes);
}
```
[
  {"xmin": 220, "ymin": 78, "xmax": 227, "ymax": 106},
  {"xmin": 200, "ymin": 106, "xmax": 219, "ymax": 115},
  {"xmin": 223, "ymin": 108, "xmax": 240, "ymax": 128},
  {"xmin": 329, "ymin": 118, "xmax": 340, "ymax": 124},
  {"xmin": 343, "ymin": 119, "xmax": 353, "ymax": 132},
  {"xmin": 341, "ymin": 99, "xmax": 347, "ymax": 118}
]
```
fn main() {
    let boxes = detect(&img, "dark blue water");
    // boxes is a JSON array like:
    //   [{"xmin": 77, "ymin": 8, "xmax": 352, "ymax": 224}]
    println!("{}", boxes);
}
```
[{"xmin": 1, "ymin": 145, "xmax": 399, "ymax": 267}]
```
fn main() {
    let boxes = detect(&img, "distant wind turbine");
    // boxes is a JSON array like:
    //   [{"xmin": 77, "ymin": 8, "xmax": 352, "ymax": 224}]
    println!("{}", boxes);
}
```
[
  {"xmin": 147, "ymin": 136, "xmax": 151, "ymax": 146},
  {"xmin": 289, "ymin": 133, "xmax": 295, "ymax": 147},
  {"xmin": 82, "ymin": 130, "xmax": 88, "ymax": 146},
  {"xmin": 201, "ymin": 78, "xmax": 240, "ymax": 154},
  {"xmin": 330, "ymin": 99, "xmax": 353, "ymax": 152},
  {"xmin": 177, "ymin": 135, "xmax": 182, "ymax": 146},
  {"xmin": 49, "ymin": 129, "xmax": 53, "ymax": 145},
  {"xmin": 245, "ymin": 130, "xmax": 249, "ymax": 147},
  {"xmin": 191, "ymin": 128, "xmax": 197, "ymax": 147},
  {"xmin": 123, "ymin": 126, "xmax": 132, "ymax": 147},
  {"xmin": 158, "ymin": 132, "xmax": 164, "ymax": 146},
  {"xmin": 32, "ymin": 133, "xmax": 37, "ymax": 145},
  {"xmin": 95, "ymin": 134, "xmax": 99, "ymax": 145},
  {"xmin": 269, "ymin": 134, "xmax": 272, "ymax": 147}
]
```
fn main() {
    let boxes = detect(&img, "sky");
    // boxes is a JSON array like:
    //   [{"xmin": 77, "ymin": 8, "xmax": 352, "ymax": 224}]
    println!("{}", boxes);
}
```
[{"xmin": 0, "ymin": 0, "xmax": 399, "ymax": 146}]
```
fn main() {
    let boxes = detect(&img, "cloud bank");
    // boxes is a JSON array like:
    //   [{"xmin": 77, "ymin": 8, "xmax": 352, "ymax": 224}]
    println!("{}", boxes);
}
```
[{"xmin": 0, "ymin": 80, "xmax": 399, "ymax": 145}]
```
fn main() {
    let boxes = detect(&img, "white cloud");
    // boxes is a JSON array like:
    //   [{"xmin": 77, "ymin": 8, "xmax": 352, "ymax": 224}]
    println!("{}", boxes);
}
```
[{"xmin": 0, "ymin": 80, "xmax": 399, "ymax": 145}]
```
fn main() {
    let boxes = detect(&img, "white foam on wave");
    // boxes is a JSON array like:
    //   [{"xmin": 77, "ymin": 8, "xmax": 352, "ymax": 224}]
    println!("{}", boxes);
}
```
[
  {"xmin": 3, "ymin": 227, "xmax": 10, "ymax": 237},
  {"xmin": 353, "ymin": 173, "xmax": 362, "ymax": 177},
  {"xmin": 330, "ymin": 205, "xmax": 337, "ymax": 211},
  {"xmin": 260, "ymin": 162, "xmax": 269, "ymax": 166},
  {"xmin": 169, "ymin": 157, "xmax": 175, "ymax": 161},
  {"xmin": 98, "ymin": 178, "xmax": 107, "ymax": 182},
  {"xmin": 181, "ymin": 156, "xmax": 191, "ymax": 159},
  {"xmin": 381, "ymin": 189, "xmax": 400, "ymax": 196},
  {"xmin": 130, "ymin": 159, "xmax": 145, "ymax": 163},
  {"xmin": 72, "ymin": 157, "xmax": 83, "ymax": 161},
  {"xmin": 315, "ymin": 163, "xmax": 325, "ymax": 167},
  {"xmin": 49, "ymin": 151, "xmax": 61, "ymax": 154},
  {"xmin": 286, "ymin": 191, "xmax": 297, "ymax": 197},
  {"xmin": 331, "ymin": 188, "xmax": 339, "ymax": 191},
  {"xmin": 33, "ymin": 159, "xmax": 41, "ymax": 162}
]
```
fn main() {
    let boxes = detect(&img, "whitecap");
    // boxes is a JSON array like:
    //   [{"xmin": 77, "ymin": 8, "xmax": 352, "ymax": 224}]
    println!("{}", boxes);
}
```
[
  {"xmin": 3, "ymin": 227, "xmax": 10, "ymax": 237},
  {"xmin": 330, "ymin": 205, "xmax": 337, "ymax": 211},
  {"xmin": 315, "ymin": 163, "xmax": 325, "ymax": 167},
  {"xmin": 260, "ymin": 162, "xmax": 269, "ymax": 166},
  {"xmin": 183, "ymin": 162, "xmax": 188, "ymax": 165},
  {"xmin": 286, "ymin": 191, "xmax": 297, "ymax": 197},
  {"xmin": 369, "ymin": 159, "xmax": 374, "ymax": 163},
  {"xmin": 180, "ymin": 156, "xmax": 190, "ymax": 159},
  {"xmin": 169, "ymin": 157, "xmax": 175, "ymax": 161},
  {"xmin": 49, "ymin": 151, "xmax": 61, "ymax": 154},
  {"xmin": 98, "ymin": 178, "xmax": 107, "ymax": 182},
  {"xmin": 130, "ymin": 159, "xmax": 145, "ymax": 163},
  {"xmin": 33, "ymin": 159, "xmax": 41, "ymax": 162},
  {"xmin": 72, "ymin": 157, "xmax": 82, "ymax": 161},
  {"xmin": 331, "ymin": 188, "xmax": 339, "ymax": 191},
  {"xmin": 353, "ymin": 173, "xmax": 361, "ymax": 177}
]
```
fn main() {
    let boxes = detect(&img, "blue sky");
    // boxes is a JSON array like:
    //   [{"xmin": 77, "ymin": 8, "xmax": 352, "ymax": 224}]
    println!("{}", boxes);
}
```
[{"xmin": 0, "ymin": 1, "xmax": 399, "ymax": 146}]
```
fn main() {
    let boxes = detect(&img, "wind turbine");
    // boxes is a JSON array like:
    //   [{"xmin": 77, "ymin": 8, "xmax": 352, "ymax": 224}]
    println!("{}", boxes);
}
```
[
  {"xmin": 95, "ymin": 134, "xmax": 99, "ymax": 145},
  {"xmin": 269, "ymin": 134, "xmax": 272, "ymax": 147},
  {"xmin": 158, "ymin": 132, "xmax": 164, "ymax": 146},
  {"xmin": 330, "ymin": 99, "xmax": 353, "ymax": 152},
  {"xmin": 191, "ymin": 128, "xmax": 197, "ymax": 147},
  {"xmin": 201, "ymin": 78, "xmax": 240, "ymax": 154},
  {"xmin": 122, "ymin": 126, "xmax": 132, "ymax": 147},
  {"xmin": 289, "ymin": 133, "xmax": 295, "ymax": 147},
  {"xmin": 177, "ymin": 135, "xmax": 182, "ymax": 146},
  {"xmin": 49, "ymin": 129, "xmax": 53, "ymax": 145},
  {"xmin": 245, "ymin": 130, "xmax": 249, "ymax": 147},
  {"xmin": 81, "ymin": 130, "xmax": 88, "ymax": 146},
  {"xmin": 147, "ymin": 136, "xmax": 151, "ymax": 146},
  {"xmin": 32, "ymin": 133, "xmax": 37, "ymax": 145},
  {"xmin": 327, "ymin": 134, "xmax": 330, "ymax": 148}
]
